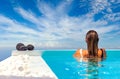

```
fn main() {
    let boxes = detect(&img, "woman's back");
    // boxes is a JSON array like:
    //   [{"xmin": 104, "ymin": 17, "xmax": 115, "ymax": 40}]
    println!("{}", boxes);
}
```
[{"xmin": 74, "ymin": 48, "xmax": 106, "ymax": 58}]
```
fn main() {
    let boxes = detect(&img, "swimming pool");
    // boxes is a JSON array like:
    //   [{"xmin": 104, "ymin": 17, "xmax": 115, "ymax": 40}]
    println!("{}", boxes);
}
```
[{"xmin": 42, "ymin": 49, "xmax": 120, "ymax": 79}]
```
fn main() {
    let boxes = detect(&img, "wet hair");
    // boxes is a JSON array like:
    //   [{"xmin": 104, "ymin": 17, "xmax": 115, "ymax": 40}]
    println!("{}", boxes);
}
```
[
  {"xmin": 86, "ymin": 30, "xmax": 99, "ymax": 57},
  {"xmin": 27, "ymin": 44, "xmax": 34, "ymax": 51},
  {"xmin": 16, "ymin": 43, "xmax": 27, "ymax": 51}
]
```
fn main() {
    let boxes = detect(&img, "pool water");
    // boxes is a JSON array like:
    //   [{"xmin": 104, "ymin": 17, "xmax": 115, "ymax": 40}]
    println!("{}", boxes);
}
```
[{"xmin": 42, "ymin": 50, "xmax": 120, "ymax": 79}]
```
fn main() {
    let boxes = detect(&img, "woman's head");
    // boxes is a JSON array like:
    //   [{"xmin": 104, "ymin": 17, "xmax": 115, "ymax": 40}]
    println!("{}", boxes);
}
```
[{"xmin": 86, "ymin": 30, "xmax": 99, "ymax": 57}]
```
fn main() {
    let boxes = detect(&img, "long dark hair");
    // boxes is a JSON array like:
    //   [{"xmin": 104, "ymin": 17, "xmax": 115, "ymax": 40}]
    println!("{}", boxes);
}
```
[{"xmin": 86, "ymin": 30, "xmax": 99, "ymax": 57}]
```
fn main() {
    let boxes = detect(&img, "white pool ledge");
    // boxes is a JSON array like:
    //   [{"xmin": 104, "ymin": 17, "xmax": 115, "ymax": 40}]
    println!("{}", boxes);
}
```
[
  {"xmin": 0, "ymin": 50, "xmax": 58, "ymax": 79},
  {"xmin": 11, "ymin": 50, "xmax": 42, "ymax": 56}
]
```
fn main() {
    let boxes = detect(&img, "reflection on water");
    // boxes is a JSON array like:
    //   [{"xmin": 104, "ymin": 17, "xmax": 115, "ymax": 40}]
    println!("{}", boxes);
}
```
[
  {"xmin": 85, "ymin": 58, "xmax": 101, "ymax": 79},
  {"xmin": 72, "ymin": 58, "xmax": 106, "ymax": 79}
]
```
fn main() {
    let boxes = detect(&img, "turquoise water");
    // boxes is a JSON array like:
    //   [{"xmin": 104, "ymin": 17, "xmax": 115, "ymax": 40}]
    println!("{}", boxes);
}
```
[{"xmin": 42, "ymin": 50, "xmax": 120, "ymax": 79}]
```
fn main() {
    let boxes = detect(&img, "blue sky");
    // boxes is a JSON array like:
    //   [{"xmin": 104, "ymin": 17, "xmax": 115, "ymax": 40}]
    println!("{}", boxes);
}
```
[{"xmin": 0, "ymin": 0, "xmax": 120, "ymax": 49}]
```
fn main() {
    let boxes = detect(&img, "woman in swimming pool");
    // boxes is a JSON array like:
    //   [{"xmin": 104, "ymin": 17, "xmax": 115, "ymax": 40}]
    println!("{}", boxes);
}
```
[{"xmin": 74, "ymin": 30, "xmax": 106, "ymax": 61}]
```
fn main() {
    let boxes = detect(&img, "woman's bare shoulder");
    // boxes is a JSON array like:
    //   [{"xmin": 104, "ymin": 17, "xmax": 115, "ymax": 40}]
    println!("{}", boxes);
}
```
[
  {"xmin": 100, "ymin": 48, "xmax": 106, "ymax": 51},
  {"xmin": 99, "ymin": 48, "xmax": 106, "ymax": 58},
  {"xmin": 73, "ymin": 49, "xmax": 80, "ymax": 57}
]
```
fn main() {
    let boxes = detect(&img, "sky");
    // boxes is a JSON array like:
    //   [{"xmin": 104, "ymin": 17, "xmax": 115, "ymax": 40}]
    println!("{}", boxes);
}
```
[{"xmin": 0, "ymin": 0, "xmax": 120, "ymax": 49}]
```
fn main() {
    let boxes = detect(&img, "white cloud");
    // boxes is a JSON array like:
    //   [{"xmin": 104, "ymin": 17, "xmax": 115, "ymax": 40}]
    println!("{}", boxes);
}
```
[
  {"xmin": 88, "ymin": 0, "xmax": 120, "ymax": 22},
  {"xmin": 0, "ymin": 15, "xmax": 40, "ymax": 35},
  {"xmin": 102, "ymin": 13, "xmax": 120, "ymax": 22},
  {"xmin": 14, "ymin": 8, "xmax": 43, "ymax": 28},
  {"xmin": 0, "ymin": 0, "xmax": 120, "ymax": 49},
  {"xmin": 89, "ymin": 0, "xmax": 110, "ymax": 15}
]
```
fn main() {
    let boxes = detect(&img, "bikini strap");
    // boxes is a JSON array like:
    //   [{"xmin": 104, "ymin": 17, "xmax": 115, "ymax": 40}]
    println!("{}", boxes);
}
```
[
  {"xmin": 80, "ymin": 49, "xmax": 83, "ymax": 58},
  {"xmin": 100, "ymin": 48, "xmax": 103, "ymax": 57}
]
